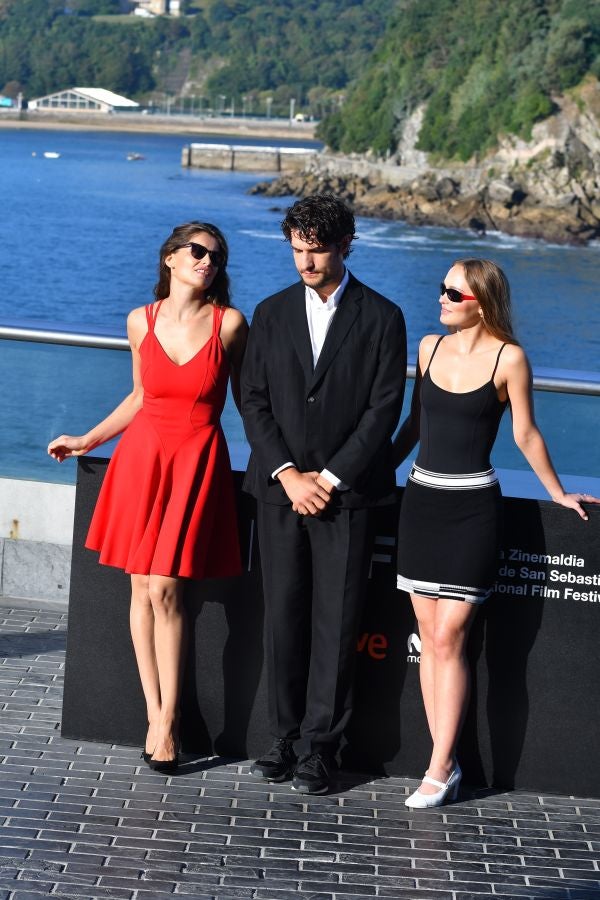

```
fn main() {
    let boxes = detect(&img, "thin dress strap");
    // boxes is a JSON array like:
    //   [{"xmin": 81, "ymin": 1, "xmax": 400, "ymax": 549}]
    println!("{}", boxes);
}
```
[
  {"xmin": 425, "ymin": 335, "xmax": 445, "ymax": 373},
  {"xmin": 212, "ymin": 304, "xmax": 226, "ymax": 337},
  {"xmin": 145, "ymin": 299, "xmax": 163, "ymax": 332},
  {"xmin": 490, "ymin": 343, "xmax": 507, "ymax": 381}
]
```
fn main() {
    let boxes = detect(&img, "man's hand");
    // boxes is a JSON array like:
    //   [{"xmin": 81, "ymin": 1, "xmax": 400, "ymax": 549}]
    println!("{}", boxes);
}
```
[
  {"xmin": 315, "ymin": 473, "xmax": 336, "ymax": 496},
  {"xmin": 277, "ymin": 468, "xmax": 333, "ymax": 516}
]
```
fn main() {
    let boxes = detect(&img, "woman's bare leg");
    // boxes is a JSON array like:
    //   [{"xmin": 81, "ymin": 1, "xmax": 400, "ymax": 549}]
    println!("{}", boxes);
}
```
[
  {"xmin": 418, "ymin": 597, "xmax": 478, "ymax": 794},
  {"xmin": 148, "ymin": 574, "xmax": 187, "ymax": 762},
  {"xmin": 130, "ymin": 574, "xmax": 161, "ymax": 755},
  {"xmin": 410, "ymin": 593, "xmax": 438, "ymax": 741}
]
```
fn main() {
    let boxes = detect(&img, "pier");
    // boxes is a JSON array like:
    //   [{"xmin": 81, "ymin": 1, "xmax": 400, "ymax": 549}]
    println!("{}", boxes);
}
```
[{"xmin": 181, "ymin": 142, "xmax": 319, "ymax": 172}]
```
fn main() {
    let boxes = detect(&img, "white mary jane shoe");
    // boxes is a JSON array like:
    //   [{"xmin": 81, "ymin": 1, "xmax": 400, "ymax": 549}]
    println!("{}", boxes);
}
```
[{"xmin": 405, "ymin": 764, "xmax": 462, "ymax": 809}]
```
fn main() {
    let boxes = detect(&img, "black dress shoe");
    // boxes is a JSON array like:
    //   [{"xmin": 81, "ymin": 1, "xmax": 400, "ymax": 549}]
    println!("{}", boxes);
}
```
[
  {"xmin": 148, "ymin": 754, "xmax": 179, "ymax": 773},
  {"xmin": 141, "ymin": 750, "xmax": 152, "ymax": 765},
  {"xmin": 291, "ymin": 752, "xmax": 332, "ymax": 794},
  {"xmin": 250, "ymin": 738, "xmax": 297, "ymax": 782}
]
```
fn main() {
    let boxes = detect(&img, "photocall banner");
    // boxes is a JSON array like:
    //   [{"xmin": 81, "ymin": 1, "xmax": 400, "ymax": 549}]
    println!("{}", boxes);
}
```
[{"xmin": 62, "ymin": 459, "xmax": 600, "ymax": 797}]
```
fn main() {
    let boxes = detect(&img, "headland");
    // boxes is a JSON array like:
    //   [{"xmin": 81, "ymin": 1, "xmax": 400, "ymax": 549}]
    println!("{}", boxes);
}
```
[{"xmin": 250, "ymin": 80, "xmax": 600, "ymax": 246}]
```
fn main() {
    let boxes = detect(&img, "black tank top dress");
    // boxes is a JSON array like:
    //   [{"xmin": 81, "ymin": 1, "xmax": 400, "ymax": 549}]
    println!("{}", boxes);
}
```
[{"xmin": 397, "ymin": 336, "xmax": 508, "ymax": 604}]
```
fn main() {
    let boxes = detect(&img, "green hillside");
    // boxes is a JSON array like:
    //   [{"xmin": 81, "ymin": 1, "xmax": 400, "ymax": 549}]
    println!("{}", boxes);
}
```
[
  {"xmin": 0, "ymin": 0, "xmax": 393, "ymax": 117},
  {"xmin": 318, "ymin": 0, "xmax": 600, "ymax": 159},
  {"xmin": 4, "ymin": 0, "xmax": 597, "ymax": 160}
]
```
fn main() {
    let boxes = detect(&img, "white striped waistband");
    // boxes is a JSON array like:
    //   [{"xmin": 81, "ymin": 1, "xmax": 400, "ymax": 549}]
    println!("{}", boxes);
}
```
[
  {"xmin": 397, "ymin": 574, "xmax": 491, "ymax": 604},
  {"xmin": 409, "ymin": 464, "xmax": 498, "ymax": 490}
]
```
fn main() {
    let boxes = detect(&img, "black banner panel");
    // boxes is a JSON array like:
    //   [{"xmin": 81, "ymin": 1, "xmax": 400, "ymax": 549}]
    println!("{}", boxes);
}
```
[{"xmin": 62, "ymin": 458, "xmax": 600, "ymax": 797}]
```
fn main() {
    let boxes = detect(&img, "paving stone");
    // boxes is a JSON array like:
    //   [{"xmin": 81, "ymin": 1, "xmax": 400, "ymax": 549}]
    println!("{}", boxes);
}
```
[
  {"xmin": 135, "ymin": 882, "xmax": 195, "ymax": 900},
  {"xmin": 2, "ymin": 601, "xmax": 600, "ymax": 900},
  {"xmin": 253, "ymin": 890, "xmax": 308, "ymax": 899},
  {"xmin": 0, "ymin": 878, "xmax": 55, "ymax": 894},
  {"xmin": 182, "ymin": 886, "xmax": 253, "ymax": 897}
]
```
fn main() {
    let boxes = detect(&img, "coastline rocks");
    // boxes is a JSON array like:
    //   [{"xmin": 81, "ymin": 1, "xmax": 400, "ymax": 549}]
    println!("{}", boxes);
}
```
[
  {"xmin": 251, "ymin": 166, "xmax": 598, "ymax": 244},
  {"xmin": 250, "ymin": 78, "xmax": 600, "ymax": 246}
]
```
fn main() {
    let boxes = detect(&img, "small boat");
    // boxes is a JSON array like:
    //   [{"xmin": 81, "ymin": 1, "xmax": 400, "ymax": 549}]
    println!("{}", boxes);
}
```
[
  {"xmin": 126, "ymin": 152, "xmax": 145, "ymax": 161},
  {"xmin": 43, "ymin": 151, "xmax": 61, "ymax": 159}
]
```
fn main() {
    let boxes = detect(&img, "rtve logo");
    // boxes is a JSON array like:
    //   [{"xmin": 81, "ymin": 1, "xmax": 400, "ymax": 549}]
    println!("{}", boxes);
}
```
[{"xmin": 356, "ymin": 631, "xmax": 388, "ymax": 660}]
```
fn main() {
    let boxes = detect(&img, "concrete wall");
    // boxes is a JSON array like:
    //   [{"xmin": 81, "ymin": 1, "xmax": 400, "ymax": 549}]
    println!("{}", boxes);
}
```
[
  {"xmin": 184, "ymin": 143, "xmax": 318, "ymax": 172},
  {"xmin": 187, "ymin": 143, "xmax": 234, "ymax": 170},
  {"xmin": 233, "ymin": 147, "xmax": 283, "ymax": 171},
  {"xmin": 0, "ymin": 477, "xmax": 74, "ymax": 603}
]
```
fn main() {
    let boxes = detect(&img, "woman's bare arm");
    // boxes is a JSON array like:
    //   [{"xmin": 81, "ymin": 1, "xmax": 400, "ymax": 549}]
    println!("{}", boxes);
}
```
[
  {"xmin": 221, "ymin": 307, "xmax": 249, "ymax": 414},
  {"xmin": 47, "ymin": 308, "xmax": 146, "ymax": 462},
  {"xmin": 392, "ymin": 335, "xmax": 437, "ymax": 467},
  {"xmin": 505, "ymin": 344, "xmax": 600, "ymax": 520}
]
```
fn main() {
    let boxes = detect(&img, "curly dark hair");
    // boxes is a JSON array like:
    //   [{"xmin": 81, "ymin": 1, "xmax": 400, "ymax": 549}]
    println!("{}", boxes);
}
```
[
  {"xmin": 281, "ymin": 194, "xmax": 356, "ymax": 258},
  {"xmin": 154, "ymin": 221, "xmax": 231, "ymax": 305}
]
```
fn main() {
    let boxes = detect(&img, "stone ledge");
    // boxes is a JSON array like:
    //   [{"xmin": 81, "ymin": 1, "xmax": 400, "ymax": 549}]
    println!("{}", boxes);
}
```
[
  {"xmin": 0, "ymin": 536, "xmax": 71, "ymax": 604},
  {"xmin": 0, "ymin": 477, "xmax": 75, "ymax": 545}
]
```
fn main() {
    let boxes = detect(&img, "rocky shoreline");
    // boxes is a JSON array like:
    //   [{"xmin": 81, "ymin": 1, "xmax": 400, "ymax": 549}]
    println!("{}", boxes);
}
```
[
  {"xmin": 251, "ymin": 80, "xmax": 600, "ymax": 246},
  {"xmin": 250, "ymin": 167, "xmax": 599, "ymax": 245}
]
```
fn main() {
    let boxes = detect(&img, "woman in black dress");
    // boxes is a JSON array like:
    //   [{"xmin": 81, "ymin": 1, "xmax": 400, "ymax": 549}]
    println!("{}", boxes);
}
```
[{"xmin": 395, "ymin": 258, "xmax": 599, "ymax": 808}]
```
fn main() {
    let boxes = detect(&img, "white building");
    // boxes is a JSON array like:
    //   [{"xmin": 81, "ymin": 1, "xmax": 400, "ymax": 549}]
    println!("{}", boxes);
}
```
[
  {"xmin": 28, "ymin": 87, "xmax": 140, "ymax": 114},
  {"xmin": 130, "ymin": 0, "xmax": 180, "ymax": 15}
]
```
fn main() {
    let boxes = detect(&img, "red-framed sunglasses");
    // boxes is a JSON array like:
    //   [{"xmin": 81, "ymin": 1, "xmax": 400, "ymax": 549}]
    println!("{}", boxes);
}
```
[{"xmin": 440, "ymin": 282, "xmax": 477, "ymax": 303}]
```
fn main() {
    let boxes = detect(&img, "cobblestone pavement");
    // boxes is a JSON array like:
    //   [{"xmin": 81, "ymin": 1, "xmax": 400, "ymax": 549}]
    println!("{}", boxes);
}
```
[{"xmin": 1, "ymin": 601, "xmax": 599, "ymax": 900}]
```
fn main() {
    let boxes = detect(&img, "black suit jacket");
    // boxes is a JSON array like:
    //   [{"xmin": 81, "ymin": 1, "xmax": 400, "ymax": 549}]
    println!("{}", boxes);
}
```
[{"xmin": 241, "ymin": 272, "xmax": 407, "ymax": 508}]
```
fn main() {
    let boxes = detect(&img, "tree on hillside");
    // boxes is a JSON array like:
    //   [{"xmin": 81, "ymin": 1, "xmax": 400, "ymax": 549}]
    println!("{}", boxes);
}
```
[
  {"xmin": 318, "ymin": 0, "xmax": 600, "ymax": 160},
  {"xmin": 66, "ymin": 0, "xmax": 121, "ymax": 14}
]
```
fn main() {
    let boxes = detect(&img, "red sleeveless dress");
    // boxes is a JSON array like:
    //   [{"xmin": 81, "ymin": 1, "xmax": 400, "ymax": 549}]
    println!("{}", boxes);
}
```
[{"xmin": 85, "ymin": 300, "xmax": 242, "ymax": 580}]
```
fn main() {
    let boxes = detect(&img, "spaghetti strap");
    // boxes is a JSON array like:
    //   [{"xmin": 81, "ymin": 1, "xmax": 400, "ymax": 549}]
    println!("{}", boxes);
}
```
[
  {"xmin": 212, "ymin": 305, "xmax": 226, "ymax": 337},
  {"xmin": 145, "ymin": 299, "xmax": 163, "ymax": 332},
  {"xmin": 490, "ymin": 343, "xmax": 507, "ymax": 381},
  {"xmin": 425, "ymin": 335, "xmax": 445, "ymax": 373}
]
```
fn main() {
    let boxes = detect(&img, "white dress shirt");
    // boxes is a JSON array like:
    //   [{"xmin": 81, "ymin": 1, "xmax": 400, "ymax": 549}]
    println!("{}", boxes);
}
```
[
  {"xmin": 305, "ymin": 268, "xmax": 349, "ymax": 365},
  {"xmin": 272, "ymin": 269, "xmax": 349, "ymax": 490}
]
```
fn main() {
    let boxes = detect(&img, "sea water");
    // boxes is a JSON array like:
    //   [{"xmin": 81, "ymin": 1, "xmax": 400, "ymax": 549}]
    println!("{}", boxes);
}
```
[{"xmin": 0, "ymin": 127, "xmax": 599, "ymax": 484}]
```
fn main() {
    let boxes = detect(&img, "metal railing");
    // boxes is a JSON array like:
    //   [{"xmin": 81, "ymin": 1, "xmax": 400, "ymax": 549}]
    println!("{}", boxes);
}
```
[
  {"xmin": 0, "ymin": 323, "xmax": 129, "ymax": 351},
  {"xmin": 1, "ymin": 322, "xmax": 600, "ymax": 396}
]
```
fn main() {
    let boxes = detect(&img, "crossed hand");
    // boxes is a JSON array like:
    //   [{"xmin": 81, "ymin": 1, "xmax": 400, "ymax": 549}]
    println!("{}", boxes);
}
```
[{"xmin": 277, "ymin": 468, "xmax": 334, "ymax": 516}]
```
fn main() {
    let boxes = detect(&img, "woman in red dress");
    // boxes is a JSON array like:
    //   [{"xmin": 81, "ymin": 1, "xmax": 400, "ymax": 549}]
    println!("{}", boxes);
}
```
[{"xmin": 48, "ymin": 222, "xmax": 248, "ymax": 771}]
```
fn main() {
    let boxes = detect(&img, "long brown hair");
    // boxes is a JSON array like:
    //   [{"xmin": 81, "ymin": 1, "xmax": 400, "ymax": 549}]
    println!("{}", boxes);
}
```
[
  {"xmin": 453, "ymin": 258, "xmax": 518, "ymax": 344},
  {"xmin": 154, "ymin": 221, "xmax": 231, "ymax": 305}
]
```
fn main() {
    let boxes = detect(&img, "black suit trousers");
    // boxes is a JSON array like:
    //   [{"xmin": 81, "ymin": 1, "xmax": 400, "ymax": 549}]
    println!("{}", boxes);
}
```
[{"xmin": 256, "ymin": 499, "xmax": 374, "ymax": 756}]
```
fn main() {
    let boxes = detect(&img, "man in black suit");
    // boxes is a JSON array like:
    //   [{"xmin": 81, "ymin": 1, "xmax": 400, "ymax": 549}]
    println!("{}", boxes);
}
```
[{"xmin": 241, "ymin": 195, "xmax": 406, "ymax": 793}]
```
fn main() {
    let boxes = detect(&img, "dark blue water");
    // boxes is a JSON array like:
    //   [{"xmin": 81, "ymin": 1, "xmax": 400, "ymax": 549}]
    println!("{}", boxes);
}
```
[{"xmin": 1, "ymin": 128, "xmax": 599, "ymax": 485}]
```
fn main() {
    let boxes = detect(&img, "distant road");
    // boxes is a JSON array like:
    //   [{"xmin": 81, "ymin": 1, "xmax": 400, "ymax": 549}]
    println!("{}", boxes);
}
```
[{"xmin": 0, "ymin": 110, "xmax": 318, "ymax": 141}]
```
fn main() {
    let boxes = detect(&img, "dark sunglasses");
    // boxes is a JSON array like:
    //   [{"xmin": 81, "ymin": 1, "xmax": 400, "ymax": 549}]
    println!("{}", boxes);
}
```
[
  {"xmin": 440, "ymin": 282, "xmax": 476, "ymax": 303},
  {"xmin": 180, "ymin": 241, "xmax": 224, "ymax": 268}
]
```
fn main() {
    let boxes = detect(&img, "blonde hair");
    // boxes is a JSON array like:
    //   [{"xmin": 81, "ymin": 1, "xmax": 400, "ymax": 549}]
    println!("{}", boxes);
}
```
[{"xmin": 453, "ymin": 258, "xmax": 518, "ymax": 344}]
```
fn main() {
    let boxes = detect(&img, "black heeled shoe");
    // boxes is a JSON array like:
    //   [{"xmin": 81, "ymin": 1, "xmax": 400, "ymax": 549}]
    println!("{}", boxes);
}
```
[
  {"xmin": 148, "ymin": 752, "xmax": 179, "ymax": 773},
  {"xmin": 142, "ymin": 721, "xmax": 158, "ymax": 766},
  {"xmin": 147, "ymin": 730, "xmax": 180, "ymax": 772}
]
